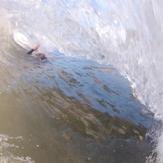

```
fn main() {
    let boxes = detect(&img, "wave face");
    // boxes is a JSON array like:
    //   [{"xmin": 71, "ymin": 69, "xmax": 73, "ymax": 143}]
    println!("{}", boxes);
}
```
[{"xmin": 1, "ymin": 0, "xmax": 163, "ymax": 162}]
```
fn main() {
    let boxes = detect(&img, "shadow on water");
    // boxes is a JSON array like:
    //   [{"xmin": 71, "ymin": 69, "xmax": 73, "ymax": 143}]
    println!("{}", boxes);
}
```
[{"xmin": 0, "ymin": 47, "xmax": 158, "ymax": 163}]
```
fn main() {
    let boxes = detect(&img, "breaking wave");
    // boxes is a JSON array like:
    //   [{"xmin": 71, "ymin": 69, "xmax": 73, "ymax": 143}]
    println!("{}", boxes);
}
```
[{"xmin": 0, "ymin": 0, "xmax": 163, "ymax": 162}]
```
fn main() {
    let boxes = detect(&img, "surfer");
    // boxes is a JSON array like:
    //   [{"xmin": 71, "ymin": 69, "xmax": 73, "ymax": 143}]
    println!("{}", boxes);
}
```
[{"xmin": 27, "ymin": 44, "xmax": 47, "ymax": 60}]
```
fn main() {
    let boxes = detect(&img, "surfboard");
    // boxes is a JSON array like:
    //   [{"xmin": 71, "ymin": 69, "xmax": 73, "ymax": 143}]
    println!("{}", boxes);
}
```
[{"xmin": 13, "ymin": 31, "xmax": 32, "ymax": 50}]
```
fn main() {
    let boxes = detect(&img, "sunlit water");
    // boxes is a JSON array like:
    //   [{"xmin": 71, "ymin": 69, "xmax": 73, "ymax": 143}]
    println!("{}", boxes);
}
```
[{"xmin": 0, "ymin": 0, "xmax": 163, "ymax": 162}]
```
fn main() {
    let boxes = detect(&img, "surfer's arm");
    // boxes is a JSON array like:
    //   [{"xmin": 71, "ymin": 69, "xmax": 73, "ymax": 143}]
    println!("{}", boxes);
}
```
[
  {"xmin": 27, "ymin": 44, "xmax": 40, "ymax": 55},
  {"xmin": 27, "ymin": 49, "xmax": 35, "ymax": 55}
]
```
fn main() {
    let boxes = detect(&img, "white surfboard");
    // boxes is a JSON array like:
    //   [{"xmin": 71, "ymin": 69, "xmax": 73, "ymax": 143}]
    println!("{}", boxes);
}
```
[{"xmin": 13, "ymin": 31, "xmax": 32, "ymax": 50}]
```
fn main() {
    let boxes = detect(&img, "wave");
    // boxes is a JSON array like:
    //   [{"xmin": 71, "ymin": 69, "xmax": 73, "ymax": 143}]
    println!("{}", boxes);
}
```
[{"xmin": 1, "ymin": 0, "xmax": 163, "ymax": 162}]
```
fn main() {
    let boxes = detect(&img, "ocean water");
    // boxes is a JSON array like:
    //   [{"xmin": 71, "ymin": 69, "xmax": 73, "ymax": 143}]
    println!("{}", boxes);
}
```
[{"xmin": 0, "ymin": 0, "xmax": 163, "ymax": 162}]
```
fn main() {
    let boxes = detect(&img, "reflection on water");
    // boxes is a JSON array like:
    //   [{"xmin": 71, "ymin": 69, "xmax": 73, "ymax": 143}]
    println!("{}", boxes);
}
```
[{"xmin": 0, "ymin": 48, "xmax": 156, "ymax": 162}]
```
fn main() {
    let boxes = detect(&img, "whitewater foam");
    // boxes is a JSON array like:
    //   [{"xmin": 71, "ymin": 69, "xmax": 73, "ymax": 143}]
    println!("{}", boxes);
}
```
[{"xmin": 0, "ymin": 135, "xmax": 34, "ymax": 163}]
